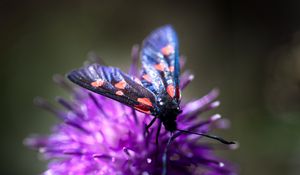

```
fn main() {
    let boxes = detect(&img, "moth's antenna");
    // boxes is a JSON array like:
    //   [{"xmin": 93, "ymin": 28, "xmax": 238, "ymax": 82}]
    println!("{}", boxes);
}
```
[{"xmin": 176, "ymin": 129, "xmax": 235, "ymax": 145}]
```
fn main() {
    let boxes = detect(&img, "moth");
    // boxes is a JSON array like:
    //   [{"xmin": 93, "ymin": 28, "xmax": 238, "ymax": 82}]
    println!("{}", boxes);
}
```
[{"xmin": 67, "ymin": 25, "xmax": 234, "ymax": 145}]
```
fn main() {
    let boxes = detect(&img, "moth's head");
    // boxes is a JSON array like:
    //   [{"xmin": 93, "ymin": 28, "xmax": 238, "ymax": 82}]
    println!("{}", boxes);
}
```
[
  {"xmin": 163, "ymin": 120, "xmax": 177, "ymax": 132},
  {"xmin": 157, "ymin": 99, "xmax": 181, "ymax": 132}
]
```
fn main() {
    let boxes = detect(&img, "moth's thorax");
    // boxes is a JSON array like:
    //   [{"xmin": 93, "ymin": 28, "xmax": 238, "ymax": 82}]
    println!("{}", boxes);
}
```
[{"xmin": 156, "ymin": 97, "xmax": 181, "ymax": 132}]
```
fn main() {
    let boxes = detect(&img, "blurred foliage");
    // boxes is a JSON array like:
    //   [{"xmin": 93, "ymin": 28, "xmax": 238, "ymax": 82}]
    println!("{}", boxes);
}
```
[{"xmin": 1, "ymin": 1, "xmax": 300, "ymax": 175}]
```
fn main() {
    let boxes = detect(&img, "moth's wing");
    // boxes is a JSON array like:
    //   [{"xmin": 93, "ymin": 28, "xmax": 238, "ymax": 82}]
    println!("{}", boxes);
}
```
[
  {"xmin": 141, "ymin": 25, "xmax": 181, "ymax": 101},
  {"xmin": 67, "ymin": 64, "xmax": 156, "ymax": 114}
]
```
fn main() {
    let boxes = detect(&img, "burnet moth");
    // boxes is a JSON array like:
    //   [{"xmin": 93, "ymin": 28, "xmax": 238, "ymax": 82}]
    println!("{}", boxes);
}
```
[{"xmin": 67, "ymin": 25, "xmax": 235, "ymax": 174}]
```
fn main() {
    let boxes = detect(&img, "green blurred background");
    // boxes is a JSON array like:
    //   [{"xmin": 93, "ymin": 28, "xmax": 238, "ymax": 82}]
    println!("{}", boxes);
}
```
[{"xmin": 1, "ymin": 1, "xmax": 300, "ymax": 174}]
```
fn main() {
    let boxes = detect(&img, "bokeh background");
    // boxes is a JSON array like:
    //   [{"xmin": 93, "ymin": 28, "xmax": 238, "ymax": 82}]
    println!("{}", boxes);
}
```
[{"xmin": 1, "ymin": 1, "xmax": 300, "ymax": 175}]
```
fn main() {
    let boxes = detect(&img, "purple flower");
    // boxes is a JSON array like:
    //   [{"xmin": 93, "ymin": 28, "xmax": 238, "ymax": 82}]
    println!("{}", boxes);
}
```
[{"xmin": 25, "ymin": 47, "xmax": 236, "ymax": 175}]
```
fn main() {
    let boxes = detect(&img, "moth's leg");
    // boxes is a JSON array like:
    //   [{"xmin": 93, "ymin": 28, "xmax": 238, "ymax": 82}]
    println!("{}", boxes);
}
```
[
  {"xmin": 145, "ymin": 117, "xmax": 157, "ymax": 134},
  {"xmin": 155, "ymin": 121, "xmax": 162, "ymax": 147},
  {"xmin": 162, "ymin": 132, "xmax": 174, "ymax": 175}
]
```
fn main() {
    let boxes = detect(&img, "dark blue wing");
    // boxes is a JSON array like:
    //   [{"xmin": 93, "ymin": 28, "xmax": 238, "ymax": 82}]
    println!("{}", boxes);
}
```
[
  {"xmin": 141, "ymin": 25, "xmax": 181, "ymax": 101},
  {"xmin": 67, "ymin": 64, "xmax": 156, "ymax": 114}
]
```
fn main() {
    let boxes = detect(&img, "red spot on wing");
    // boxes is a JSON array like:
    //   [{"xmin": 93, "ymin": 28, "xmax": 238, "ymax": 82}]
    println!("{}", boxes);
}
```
[
  {"xmin": 137, "ymin": 98, "xmax": 153, "ymax": 107},
  {"xmin": 134, "ymin": 104, "xmax": 151, "ymax": 114},
  {"xmin": 155, "ymin": 63, "xmax": 165, "ymax": 71},
  {"xmin": 161, "ymin": 44, "xmax": 175, "ymax": 56},
  {"xmin": 115, "ymin": 90, "xmax": 124, "ymax": 96},
  {"xmin": 142, "ymin": 74, "xmax": 152, "ymax": 83},
  {"xmin": 115, "ymin": 80, "xmax": 127, "ymax": 89},
  {"xmin": 175, "ymin": 87, "xmax": 181, "ymax": 99},
  {"xmin": 167, "ymin": 85, "xmax": 175, "ymax": 98},
  {"xmin": 91, "ymin": 79, "xmax": 104, "ymax": 87}
]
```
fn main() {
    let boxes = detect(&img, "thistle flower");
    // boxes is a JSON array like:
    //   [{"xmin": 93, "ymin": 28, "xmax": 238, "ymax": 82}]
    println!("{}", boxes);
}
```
[{"xmin": 25, "ymin": 47, "xmax": 236, "ymax": 175}]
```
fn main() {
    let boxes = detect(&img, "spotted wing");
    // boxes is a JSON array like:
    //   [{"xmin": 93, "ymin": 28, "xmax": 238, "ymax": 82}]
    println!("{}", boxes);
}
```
[
  {"xmin": 67, "ymin": 64, "xmax": 156, "ymax": 114},
  {"xmin": 141, "ymin": 25, "xmax": 181, "ymax": 101}
]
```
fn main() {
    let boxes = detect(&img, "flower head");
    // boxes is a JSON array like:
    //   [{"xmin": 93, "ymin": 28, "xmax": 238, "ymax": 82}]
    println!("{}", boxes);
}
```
[{"xmin": 25, "ymin": 47, "xmax": 236, "ymax": 175}]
